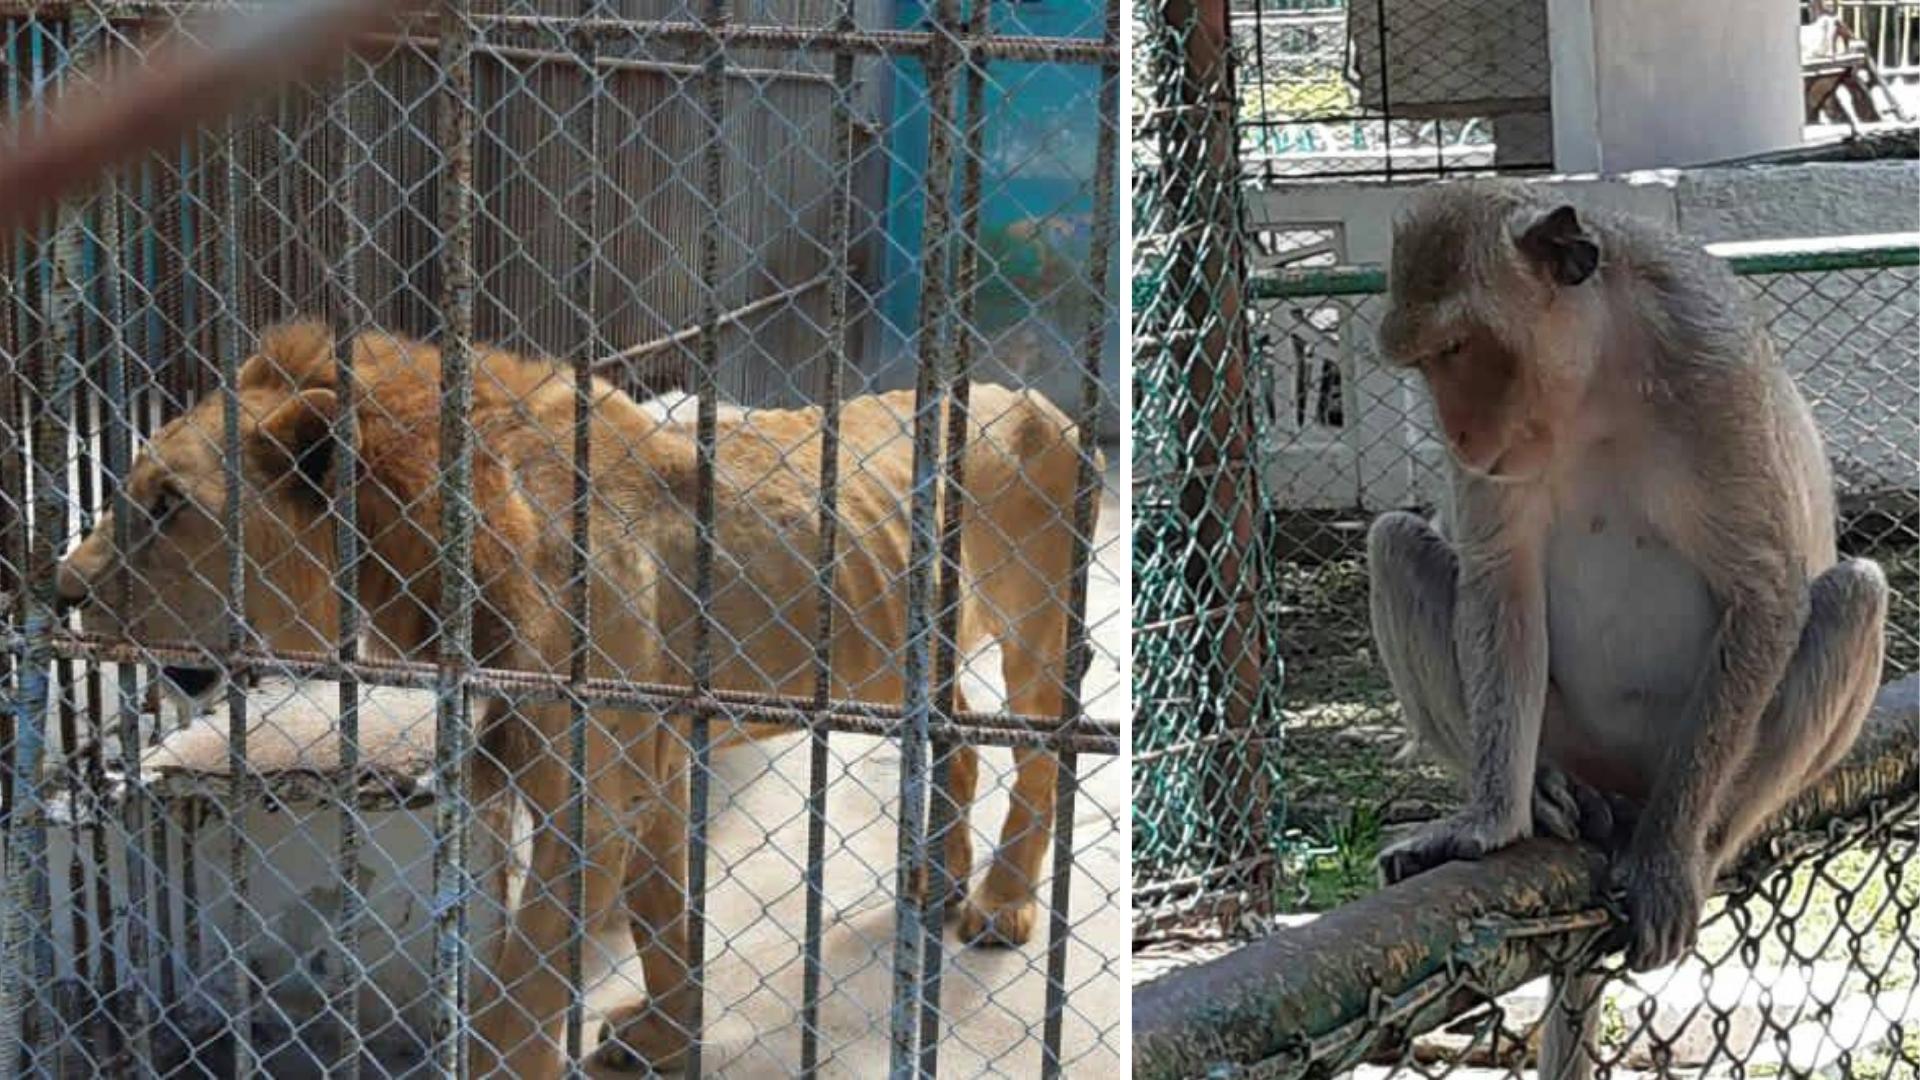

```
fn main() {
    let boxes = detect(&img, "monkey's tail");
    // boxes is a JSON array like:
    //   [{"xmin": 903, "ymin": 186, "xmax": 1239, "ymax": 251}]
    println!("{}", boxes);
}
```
[{"xmin": 1539, "ymin": 969, "xmax": 1600, "ymax": 1080}]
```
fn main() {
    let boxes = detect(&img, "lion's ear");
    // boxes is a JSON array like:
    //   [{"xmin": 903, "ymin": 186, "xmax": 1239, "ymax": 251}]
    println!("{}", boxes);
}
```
[{"xmin": 249, "ymin": 388, "xmax": 339, "ymax": 503}]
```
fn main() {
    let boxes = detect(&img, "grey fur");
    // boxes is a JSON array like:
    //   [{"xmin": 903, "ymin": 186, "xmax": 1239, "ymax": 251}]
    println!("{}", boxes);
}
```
[{"xmin": 1367, "ymin": 181, "xmax": 1888, "ymax": 1076}]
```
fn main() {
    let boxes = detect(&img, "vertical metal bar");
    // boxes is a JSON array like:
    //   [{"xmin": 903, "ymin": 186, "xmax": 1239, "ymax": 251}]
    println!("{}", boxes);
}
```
[
  {"xmin": 891, "ymin": 0, "xmax": 963, "ymax": 1069},
  {"xmin": 53, "ymin": 14, "xmax": 108, "ymax": 1066},
  {"xmin": 6, "ymin": 180, "xmax": 83, "ymax": 1080},
  {"xmin": 799, "ymin": 0, "xmax": 860, "ymax": 1072},
  {"xmin": 917, "ymin": 0, "xmax": 994, "ymax": 1067},
  {"xmin": 432, "ymin": 0, "xmax": 478, "ymax": 1071},
  {"xmin": 564, "ymin": 8, "xmax": 601, "ymax": 1070},
  {"xmin": 1374, "ymin": 0, "xmax": 1392, "ymax": 181},
  {"xmin": 327, "ymin": 50, "xmax": 368, "ymax": 1080},
  {"xmin": 215, "ymin": 113, "xmax": 255, "ymax": 1079},
  {"xmin": 1039, "ymin": 10, "xmax": 1118, "ymax": 1074},
  {"xmin": 687, "ymin": 0, "xmax": 729, "ymax": 1069},
  {"xmin": 98, "ymin": 152, "xmax": 155, "ymax": 1078},
  {"xmin": 78, "ymin": 32, "xmax": 129, "ymax": 1056}
]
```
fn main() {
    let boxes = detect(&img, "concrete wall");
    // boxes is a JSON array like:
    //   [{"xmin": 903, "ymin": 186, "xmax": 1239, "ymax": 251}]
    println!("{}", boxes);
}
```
[{"xmin": 1551, "ymin": 0, "xmax": 1804, "ymax": 173}]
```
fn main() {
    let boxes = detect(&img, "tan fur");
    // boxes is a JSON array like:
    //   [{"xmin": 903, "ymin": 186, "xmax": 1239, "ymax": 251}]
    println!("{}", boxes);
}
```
[{"xmin": 58, "ymin": 321, "xmax": 1100, "ymax": 1076}]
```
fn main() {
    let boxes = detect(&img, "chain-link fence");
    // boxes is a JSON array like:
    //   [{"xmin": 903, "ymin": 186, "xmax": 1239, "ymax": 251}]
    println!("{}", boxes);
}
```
[
  {"xmin": 1229, "ymin": 0, "xmax": 1553, "ymax": 183},
  {"xmin": 1131, "ymin": 0, "xmax": 1289, "ymax": 939},
  {"xmin": 0, "ymin": 0, "xmax": 1123, "ymax": 1073}
]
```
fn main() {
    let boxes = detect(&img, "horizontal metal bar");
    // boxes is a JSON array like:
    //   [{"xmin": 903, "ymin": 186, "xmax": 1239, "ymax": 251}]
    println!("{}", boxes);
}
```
[
  {"xmin": 1132, "ymin": 673, "xmax": 1920, "ymax": 1079},
  {"xmin": 0, "ymin": 2, "xmax": 1120, "ymax": 63},
  {"xmin": 595, "ymin": 273, "xmax": 833, "ymax": 367},
  {"xmin": 1244, "ymin": 232, "xmax": 1920, "ymax": 299},
  {"xmin": 46, "ymin": 632, "xmax": 1123, "ymax": 751},
  {"xmin": 365, "ymin": 31, "xmax": 841, "ymax": 86}
]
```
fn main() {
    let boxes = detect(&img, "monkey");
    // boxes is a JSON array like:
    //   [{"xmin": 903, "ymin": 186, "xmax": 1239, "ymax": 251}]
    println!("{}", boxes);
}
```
[{"xmin": 1364, "ymin": 180, "xmax": 1888, "ymax": 993}]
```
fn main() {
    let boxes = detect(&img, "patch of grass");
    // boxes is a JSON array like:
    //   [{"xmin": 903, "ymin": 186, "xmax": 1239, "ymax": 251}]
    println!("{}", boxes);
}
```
[{"xmin": 1281, "ymin": 803, "xmax": 1387, "ymax": 909}]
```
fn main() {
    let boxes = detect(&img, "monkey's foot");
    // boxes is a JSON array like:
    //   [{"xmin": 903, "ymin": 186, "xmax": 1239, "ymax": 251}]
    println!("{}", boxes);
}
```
[
  {"xmin": 958, "ymin": 886, "xmax": 1039, "ymax": 947},
  {"xmin": 589, "ymin": 1002, "xmax": 693, "ymax": 1075},
  {"xmin": 1533, "ymin": 767, "xmax": 1638, "ymax": 851},
  {"xmin": 1378, "ymin": 811, "xmax": 1526, "ymax": 885},
  {"xmin": 1611, "ymin": 842, "xmax": 1708, "ymax": 972}
]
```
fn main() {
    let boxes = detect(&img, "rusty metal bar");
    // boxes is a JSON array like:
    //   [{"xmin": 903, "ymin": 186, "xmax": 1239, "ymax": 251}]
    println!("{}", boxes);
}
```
[
  {"xmin": 563, "ymin": 2, "xmax": 601, "ymax": 1066},
  {"xmin": 430, "ymin": 0, "xmax": 477, "ymax": 1068},
  {"xmin": 888, "ymin": 0, "xmax": 962, "ymax": 1065},
  {"xmin": 326, "ymin": 49, "xmax": 370, "ymax": 1080},
  {"xmin": 215, "ymin": 108, "xmax": 255, "ymax": 1079},
  {"xmin": 48, "ymin": 632, "xmax": 1123, "ymax": 750},
  {"xmin": 916, "ymin": 0, "xmax": 992, "ymax": 1063},
  {"xmin": 0, "ymin": 0, "xmax": 423, "ymax": 243},
  {"xmin": 363, "ymin": 32, "xmax": 840, "ymax": 86},
  {"xmin": 0, "ymin": 3, "xmax": 1121, "ymax": 62},
  {"xmin": 94, "ymin": 113, "xmax": 155, "ymax": 1072},
  {"xmin": 683, "ymin": 0, "xmax": 728, "ymax": 1066},
  {"xmin": 797, "ymin": 0, "xmax": 859, "ymax": 1067},
  {"xmin": 1132, "ymin": 679, "xmax": 1920, "ymax": 1080},
  {"xmin": 1043, "ymin": 9, "xmax": 1119, "ymax": 1074},
  {"xmin": 51, "ymin": 15, "xmax": 112, "ymax": 1063}
]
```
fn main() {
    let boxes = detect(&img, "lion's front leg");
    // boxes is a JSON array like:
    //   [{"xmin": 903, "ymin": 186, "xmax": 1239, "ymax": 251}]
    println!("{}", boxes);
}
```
[
  {"xmin": 960, "ymin": 745, "xmax": 1057, "ymax": 946},
  {"xmin": 590, "ymin": 734, "xmax": 697, "ymax": 1075},
  {"xmin": 469, "ymin": 726, "xmax": 633, "ymax": 1079}
]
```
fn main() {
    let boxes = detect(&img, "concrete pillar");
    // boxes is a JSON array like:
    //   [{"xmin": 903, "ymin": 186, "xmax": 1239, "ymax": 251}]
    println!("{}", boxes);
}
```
[{"xmin": 1549, "ymin": 0, "xmax": 1803, "ymax": 173}]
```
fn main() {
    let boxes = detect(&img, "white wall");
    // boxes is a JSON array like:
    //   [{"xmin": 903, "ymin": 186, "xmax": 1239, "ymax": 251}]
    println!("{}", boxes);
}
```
[{"xmin": 1551, "ymin": 0, "xmax": 1804, "ymax": 172}]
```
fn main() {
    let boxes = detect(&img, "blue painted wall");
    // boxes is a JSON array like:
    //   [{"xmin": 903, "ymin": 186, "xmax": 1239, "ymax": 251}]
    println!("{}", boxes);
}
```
[{"xmin": 875, "ymin": 0, "xmax": 1118, "ymax": 435}]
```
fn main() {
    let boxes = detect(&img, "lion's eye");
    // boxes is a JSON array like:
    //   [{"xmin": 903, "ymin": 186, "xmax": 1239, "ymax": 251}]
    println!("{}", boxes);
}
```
[{"xmin": 148, "ymin": 487, "xmax": 178, "ymax": 526}]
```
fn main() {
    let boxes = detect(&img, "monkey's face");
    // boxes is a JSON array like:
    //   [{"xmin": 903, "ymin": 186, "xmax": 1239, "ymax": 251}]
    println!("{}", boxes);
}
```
[
  {"xmin": 1396, "ymin": 321, "xmax": 1554, "ymax": 480},
  {"xmin": 1380, "ymin": 190, "xmax": 1604, "ymax": 481}
]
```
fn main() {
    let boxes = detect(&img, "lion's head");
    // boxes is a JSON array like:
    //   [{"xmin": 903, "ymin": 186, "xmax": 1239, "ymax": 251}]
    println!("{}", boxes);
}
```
[{"xmin": 56, "ymin": 322, "xmax": 346, "ymax": 674}]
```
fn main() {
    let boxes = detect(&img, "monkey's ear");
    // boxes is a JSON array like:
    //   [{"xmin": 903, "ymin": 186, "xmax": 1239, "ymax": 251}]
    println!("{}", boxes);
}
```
[{"xmin": 1517, "ymin": 205, "xmax": 1600, "ymax": 286}]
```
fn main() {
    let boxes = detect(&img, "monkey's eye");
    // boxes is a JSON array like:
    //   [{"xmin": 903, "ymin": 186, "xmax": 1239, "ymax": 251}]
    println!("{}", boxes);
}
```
[{"xmin": 1425, "ymin": 341, "xmax": 1464, "ymax": 370}]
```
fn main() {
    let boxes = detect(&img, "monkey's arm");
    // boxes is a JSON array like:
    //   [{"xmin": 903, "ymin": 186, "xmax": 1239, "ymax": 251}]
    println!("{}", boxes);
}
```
[
  {"xmin": 1452, "ymin": 541, "xmax": 1550, "ymax": 836},
  {"xmin": 1377, "ymin": 490, "xmax": 1549, "ymax": 884}
]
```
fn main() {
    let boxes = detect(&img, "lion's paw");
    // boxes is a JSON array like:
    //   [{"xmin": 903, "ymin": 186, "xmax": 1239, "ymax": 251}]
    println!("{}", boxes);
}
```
[
  {"xmin": 588, "ymin": 1002, "xmax": 692, "ymax": 1076},
  {"xmin": 958, "ymin": 890, "xmax": 1039, "ymax": 948}
]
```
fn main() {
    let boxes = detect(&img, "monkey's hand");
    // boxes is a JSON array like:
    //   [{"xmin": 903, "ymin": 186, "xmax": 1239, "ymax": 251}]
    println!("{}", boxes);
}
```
[
  {"xmin": 1533, "ymin": 766, "xmax": 1639, "ymax": 852},
  {"xmin": 1377, "ymin": 810, "xmax": 1526, "ymax": 886},
  {"xmin": 1611, "ymin": 840, "xmax": 1708, "ymax": 972}
]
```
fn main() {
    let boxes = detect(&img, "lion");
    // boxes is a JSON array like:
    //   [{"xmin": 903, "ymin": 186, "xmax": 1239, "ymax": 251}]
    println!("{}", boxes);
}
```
[{"xmin": 55, "ymin": 321, "xmax": 1099, "ymax": 1076}]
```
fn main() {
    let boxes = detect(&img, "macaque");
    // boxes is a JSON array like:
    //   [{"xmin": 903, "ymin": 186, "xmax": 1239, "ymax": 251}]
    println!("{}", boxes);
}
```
[{"xmin": 1367, "ymin": 181, "xmax": 1886, "ymax": 984}]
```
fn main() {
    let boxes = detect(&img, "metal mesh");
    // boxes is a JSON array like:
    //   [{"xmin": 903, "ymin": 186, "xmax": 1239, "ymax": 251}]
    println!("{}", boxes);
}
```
[
  {"xmin": 1132, "ymin": 244, "xmax": 1920, "ymax": 1075},
  {"xmin": 1234, "ymin": 0, "xmax": 1553, "ymax": 183},
  {"xmin": 0, "ymin": 0, "xmax": 1122, "ymax": 1074},
  {"xmin": 1130, "ymin": 0, "xmax": 1287, "ymax": 938}
]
